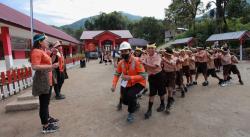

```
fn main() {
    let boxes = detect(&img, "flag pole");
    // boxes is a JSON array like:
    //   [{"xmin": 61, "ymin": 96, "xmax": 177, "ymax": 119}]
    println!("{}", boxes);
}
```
[{"xmin": 30, "ymin": 0, "xmax": 34, "ymax": 45}]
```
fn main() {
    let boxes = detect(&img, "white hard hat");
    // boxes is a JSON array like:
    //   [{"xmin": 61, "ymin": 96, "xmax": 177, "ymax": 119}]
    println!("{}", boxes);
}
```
[{"xmin": 119, "ymin": 41, "xmax": 131, "ymax": 51}]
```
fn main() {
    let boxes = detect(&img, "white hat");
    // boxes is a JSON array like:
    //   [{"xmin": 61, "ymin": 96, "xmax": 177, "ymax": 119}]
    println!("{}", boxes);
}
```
[{"xmin": 119, "ymin": 41, "xmax": 132, "ymax": 51}]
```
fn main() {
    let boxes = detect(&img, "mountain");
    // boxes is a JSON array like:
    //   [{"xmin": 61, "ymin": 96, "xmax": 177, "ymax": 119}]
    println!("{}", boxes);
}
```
[{"xmin": 60, "ymin": 12, "xmax": 142, "ymax": 30}]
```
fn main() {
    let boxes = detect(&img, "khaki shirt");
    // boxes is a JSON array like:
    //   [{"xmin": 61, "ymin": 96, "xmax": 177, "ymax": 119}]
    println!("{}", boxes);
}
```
[
  {"xmin": 207, "ymin": 59, "xmax": 215, "ymax": 69},
  {"xmin": 162, "ymin": 56, "xmax": 176, "ymax": 72},
  {"xmin": 145, "ymin": 53, "xmax": 162, "ymax": 75},
  {"xmin": 175, "ymin": 56, "xmax": 183, "ymax": 71},
  {"xmin": 182, "ymin": 54, "xmax": 190, "ymax": 66},
  {"xmin": 196, "ymin": 50, "xmax": 209, "ymax": 63},
  {"xmin": 189, "ymin": 55, "xmax": 196, "ymax": 70},
  {"xmin": 221, "ymin": 53, "xmax": 232, "ymax": 65}
]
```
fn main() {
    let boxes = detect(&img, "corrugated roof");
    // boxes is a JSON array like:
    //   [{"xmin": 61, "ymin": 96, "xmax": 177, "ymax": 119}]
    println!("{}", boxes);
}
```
[
  {"xmin": 128, "ymin": 38, "xmax": 148, "ymax": 46},
  {"xmin": 80, "ymin": 30, "xmax": 133, "ymax": 39},
  {"xmin": 170, "ymin": 37, "xmax": 193, "ymax": 45},
  {"xmin": 0, "ymin": 3, "xmax": 80, "ymax": 44},
  {"xmin": 206, "ymin": 31, "xmax": 249, "ymax": 42}
]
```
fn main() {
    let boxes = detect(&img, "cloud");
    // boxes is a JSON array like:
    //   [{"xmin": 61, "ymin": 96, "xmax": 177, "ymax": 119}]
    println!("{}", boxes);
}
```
[{"xmin": 1, "ymin": 0, "xmax": 214, "ymax": 26}]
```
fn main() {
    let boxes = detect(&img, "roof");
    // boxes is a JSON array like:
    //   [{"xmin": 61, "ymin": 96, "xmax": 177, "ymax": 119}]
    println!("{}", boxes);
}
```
[
  {"xmin": 128, "ymin": 38, "xmax": 148, "ymax": 46},
  {"xmin": 0, "ymin": 4, "xmax": 80, "ymax": 44},
  {"xmin": 157, "ymin": 41, "xmax": 173, "ymax": 50},
  {"xmin": 170, "ymin": 37, "xmax": 194, "ymax": 45},
  {"xmin": 80, "ymin": 30, "xmax": 133, "ymax": 40},
  {"xmin": 206, "ymin": 31, "xmax": 250, "ymax": 42}
]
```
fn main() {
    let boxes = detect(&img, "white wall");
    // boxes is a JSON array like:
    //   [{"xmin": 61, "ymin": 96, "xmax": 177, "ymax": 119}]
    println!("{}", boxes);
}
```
[{"xmin": 0, "ymin": 59, "xmax": 30, "ymax": 72}]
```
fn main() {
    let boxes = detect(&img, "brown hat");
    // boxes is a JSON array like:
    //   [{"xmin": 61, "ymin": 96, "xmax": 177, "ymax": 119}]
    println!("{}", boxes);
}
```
[
  {"xmin": 164, "ymin": 47, "xmax": 173, "ymax": 56},
  {"xmin": 53, "ymin": 41, "xmax": 61, "ymax": 48}
]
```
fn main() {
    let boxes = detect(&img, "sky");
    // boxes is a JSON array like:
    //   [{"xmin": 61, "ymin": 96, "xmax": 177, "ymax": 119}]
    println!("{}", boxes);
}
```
[{"xmin": 0, "ymin": 0, "xmax": 212, "ymax": 26}]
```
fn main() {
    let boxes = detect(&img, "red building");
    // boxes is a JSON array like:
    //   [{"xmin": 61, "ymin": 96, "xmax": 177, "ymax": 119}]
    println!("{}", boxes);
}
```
[
  {"xmin": 0, "ymin": 4, "xmax": 81, "ymax": 71},
  {"xmin": 80, "ymin": 30, "xmax": 133, "ymax": 52}
]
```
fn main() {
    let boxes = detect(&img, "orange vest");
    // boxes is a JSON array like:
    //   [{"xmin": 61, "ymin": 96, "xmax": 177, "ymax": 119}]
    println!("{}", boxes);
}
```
[{"xmin": 112, "ymin": 56, "xmax": 146, "ymax": 88}]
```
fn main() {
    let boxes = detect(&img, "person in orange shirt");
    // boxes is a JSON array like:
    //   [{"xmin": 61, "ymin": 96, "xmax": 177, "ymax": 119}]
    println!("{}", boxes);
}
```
[
  {"xmin": 31, "ymin": 34, "xmax": 59, "ymax": 133},
  {"xmin": 143, "ymin": 43, "xmax": 165, "ymax": 119},
  {"xmin": 54, "ymin": 42, "xmax": 66, "ymax": 99},
  {"xmin": 111, "ymin": 41, "xmax": 146, "ymax": 123},
  {"xmin": 51, "ymin": 41, "xmax": 65, "ymax": 100}
]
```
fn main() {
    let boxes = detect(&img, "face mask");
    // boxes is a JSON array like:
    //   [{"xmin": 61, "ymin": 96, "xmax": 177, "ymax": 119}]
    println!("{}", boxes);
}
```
[{"xmin": 121, "ymin": 54, "xmax": 130, "ymax": 61}]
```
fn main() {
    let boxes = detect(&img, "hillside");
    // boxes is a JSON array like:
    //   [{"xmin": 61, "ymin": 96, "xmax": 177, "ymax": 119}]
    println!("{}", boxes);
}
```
[{"xmin": 60, "ymin": 11, "xmax": 142, "ymax": 30}]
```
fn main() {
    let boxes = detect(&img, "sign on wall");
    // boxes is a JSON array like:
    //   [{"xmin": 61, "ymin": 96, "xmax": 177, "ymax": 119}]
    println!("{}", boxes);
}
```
[{"xmin": 11, "ymin": 36, "xmax": 31, "ymax": 51}]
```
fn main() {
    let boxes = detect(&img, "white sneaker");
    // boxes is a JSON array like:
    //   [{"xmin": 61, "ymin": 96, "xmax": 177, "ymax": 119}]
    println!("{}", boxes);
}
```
[{"xmin": 221, "ymin": 83, "xmax": 228, "ymax": 87}]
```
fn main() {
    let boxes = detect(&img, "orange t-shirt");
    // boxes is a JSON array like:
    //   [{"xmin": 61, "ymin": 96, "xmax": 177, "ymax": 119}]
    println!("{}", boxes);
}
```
[
  {"xmin": 31, "ymin": 49, "xmax": 52, "ymax": 86},
  {"xmin": 58, "ymin": 53, "xmax": 65, "ymax": 72}
]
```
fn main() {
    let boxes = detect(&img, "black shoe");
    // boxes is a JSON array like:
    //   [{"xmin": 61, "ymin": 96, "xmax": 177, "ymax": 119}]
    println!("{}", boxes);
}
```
[
  {"xmin": 239, "ymin": 80, "xmax": 244, "ymax": 85},
  {"xmin": 42, "ymin": 123, "xmax": 58, "ymax": 134},
  {"xmin": 218, "ymin": 79, "xmax": 223, "ymax": 85},
  {"xmin": 142, "ymin": 88, "xmax": 148, "ymax": 95},
  {"xmin": 184, "ymin": 86, "xmax": 188, "ymax": 92},
  {"xmin": 156, "ymin": 104, "xmax": 165, "ymax": 112},
  {"xmin": 144, "ymin": 110, "xmax": 152, "ymax": 119},
  {"xmin": 165, "ymin": 107, "xmax": 170, "ymax": 114},
  {"xmin": 136, "ymin": 94, "xmax": 142, "ymax": 99},
  {"xmin": 181, "ymin": 91, "xmax": 185, "ymax": 98},
  {"xmin": 166, "ymin": 97, "xmax": 174, "ymax": 109},
  {"xmin": 48, "ymin": 117, "xmax": 59, "ymax": 125},
  {"xmin": 55, "ymin": 95, "xmax": 65, "ymax": 100},
  {"xmin": 193, "ymin": 81, "xmax": 197, "ymax": 85},
  {"xmin": 202, "ymin": 81, "xmax": 209, "ymax": 86},
  {"xmin": 173, "ymin": 91, "xmax": 176, "ymax": 95},
  {"xmin": 117, "ymin": 103, "xmax": 122, "ymax": 111},
  {"xmin": 170, "ymin": 97, "xmax": 175, "ymax": 105}
]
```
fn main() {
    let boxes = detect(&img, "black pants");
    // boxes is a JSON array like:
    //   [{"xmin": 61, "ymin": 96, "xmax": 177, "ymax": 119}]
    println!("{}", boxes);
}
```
[
  {"xmin": 55, "ymin": 70, "xmax": 64, "ymax": 96},
  {"xmin": 53, "ymin": 70, "xmax": 64, "ymax": 97},
  {"xmin": 121, "ymin": 84, "xmax": 144, "ymax": 113},
  {"xmin": 39, "ymin": 87, "xmax": 52, "ymax": 125}
]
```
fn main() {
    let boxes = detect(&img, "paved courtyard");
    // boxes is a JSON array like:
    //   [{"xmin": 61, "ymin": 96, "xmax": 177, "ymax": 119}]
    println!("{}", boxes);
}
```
[{"xmin": 0, "ymin": 60, "xmax": 250, "ymax": 137}]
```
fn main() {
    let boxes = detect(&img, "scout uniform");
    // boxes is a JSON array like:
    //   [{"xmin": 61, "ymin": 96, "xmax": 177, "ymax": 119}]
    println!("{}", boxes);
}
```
[
  {"xmin": 230, "ymin": 54, "xmax": 243, "ymax": 85},
  {"xmin": 162, "ymin": 47, "xmax": 176, "ymax": 113},
  {"xmin": 143, "ymin": 43, "xmax": 166, "ymax": 119},
  {"xmin": 194, "ymin": 47, "xmax": 209, "ymax": 86},
  {"xmin": 206, "ymin": 50, "xmax": 223, "ymax": 85}
]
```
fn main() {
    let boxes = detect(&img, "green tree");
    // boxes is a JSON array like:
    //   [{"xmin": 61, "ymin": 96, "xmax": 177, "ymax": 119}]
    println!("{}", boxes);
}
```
[
  {"xmin": 130, "ymin": 17, "xmax": 165, "ymax": 45},
  {"xmin": 84, "ymin": 11, "xmax": 129, "ymax": 30},
  {"xmin": 206, "ymin": 0, "xmax": 229, "ymax": 32},
  {"xmin": 74, "ymin": 27, "xmax": 84, "ymax": 40},
  {"xmin": 165, "ymin": 0, "xmax": 204, "ymax": 31}
]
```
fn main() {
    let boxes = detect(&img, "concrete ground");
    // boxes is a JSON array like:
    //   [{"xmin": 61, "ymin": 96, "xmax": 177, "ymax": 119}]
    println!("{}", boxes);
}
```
[{"xmin": 0, "ymin": 60, "xmax": 250, "ymax": 137}]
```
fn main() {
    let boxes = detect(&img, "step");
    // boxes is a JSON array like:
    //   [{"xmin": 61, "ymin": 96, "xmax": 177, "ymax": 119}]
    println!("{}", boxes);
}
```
[
  {"xmin": 17, "ymin": 91, "xmax": 37, "ymax": 101},
  {"xmin": 5, "ymin": 99, "xmax": 39, "ymax": 112}
]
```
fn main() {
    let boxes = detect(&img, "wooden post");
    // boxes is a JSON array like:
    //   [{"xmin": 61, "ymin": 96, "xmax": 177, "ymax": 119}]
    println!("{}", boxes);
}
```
[{"xmin": 240, "ymin": 38, "xmax": 243, "ymax": 61}]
